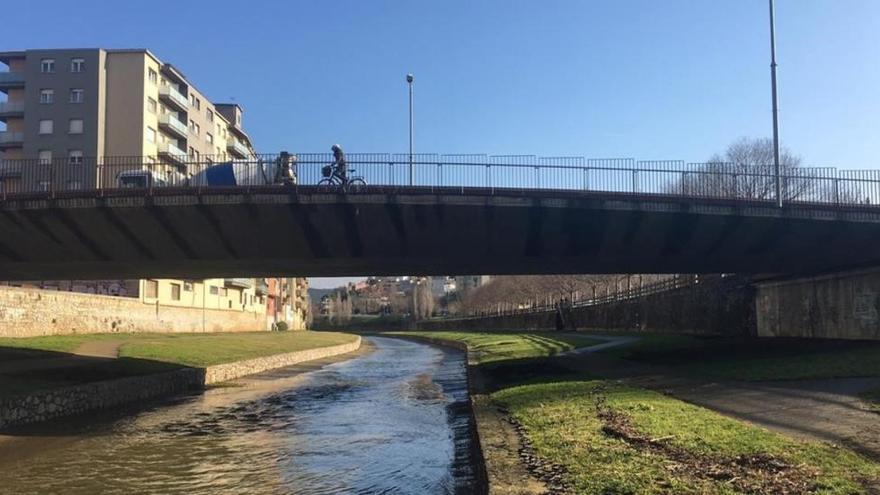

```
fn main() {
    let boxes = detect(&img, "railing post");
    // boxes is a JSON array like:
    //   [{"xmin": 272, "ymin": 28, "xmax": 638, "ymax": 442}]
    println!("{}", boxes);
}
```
[
  {"xmin": 583, "ymin": 167, "xmax": 590, "ymax": 191},
  {"xmin": 534, "ymin": 166, "xmax": 540, "ymax": 189},
  {"xmin": 833, "ymin": 178, "xmax": 840, "ymax": 205},
  {"xmin": 438, "ymin": 162, "xmax": 443, "ymax": 187},
  {"xmin": 632, "ymin": 169, "xmax": 638, "ymax": 194},
  {"xmin": 486, "ymin": 164, "xmax": 491, "ymax": 190},
  {"xmin": 388, "ymin": 162, "xmax": 393, "ymax": 186}
]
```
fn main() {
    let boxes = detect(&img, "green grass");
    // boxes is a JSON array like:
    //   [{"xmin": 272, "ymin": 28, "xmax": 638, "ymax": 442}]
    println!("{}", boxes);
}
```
[
  {"xmin": 0, "ymin": 331, "xmax": 358, "ymax": 398},
  {"xmin": 861, "ymin": 387, "xmax": 880, "ymax": 413},
  {"xmin": 600, "ymin": 334, "xmax": 880, "ymax": 381},
  {"xmin": 0, "ymin": 331, "xmax": 358, "ymax": 367},
  {"xmin": 494, "ymin": 379, "xmax": 880, "ymax": 494},
  {"xmin": 389, "ymin": 331, "xmax": 604, "ymax": 363}
]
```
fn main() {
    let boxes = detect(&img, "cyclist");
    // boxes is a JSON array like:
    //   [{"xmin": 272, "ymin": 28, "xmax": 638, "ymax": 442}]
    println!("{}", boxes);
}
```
[{"xmin": 331, "ymin": 144, "xmax": 348, "ymax": 184}]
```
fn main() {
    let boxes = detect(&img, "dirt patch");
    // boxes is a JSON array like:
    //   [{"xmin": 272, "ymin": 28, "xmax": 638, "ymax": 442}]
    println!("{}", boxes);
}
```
[
  {"xmin": 593, "ymin": 387, "xmax": 820, "ymax": 494},
  {"xmin": 73, "ymin": 341, "xmax": 122, "ymax": 359},
  {"xmin": 497, "ymin": 404, "xmax": 573, "ymax": 495},
  {"xmin": 471, "ymin": 394, "xmax": 549, "ymax": 495}
]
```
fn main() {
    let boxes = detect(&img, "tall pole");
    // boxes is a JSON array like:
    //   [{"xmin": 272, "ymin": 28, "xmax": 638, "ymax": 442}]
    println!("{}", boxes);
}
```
[
  {"xmin": 769, "ymin": 0, "xmax": 782, "ymax": 207},
  {"xmin": 407, "ymin": 73, "xmax": 414, "ymax": 185}
]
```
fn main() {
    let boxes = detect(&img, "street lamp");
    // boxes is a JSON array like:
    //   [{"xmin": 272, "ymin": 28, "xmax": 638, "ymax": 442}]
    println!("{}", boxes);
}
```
[
  {"xmin": 406, "ymin": 73, "xmax": 414, "ymax": 185},
  {"xmin": 769, "ymin": 0, "xmax": 782, "ymax": 208}
]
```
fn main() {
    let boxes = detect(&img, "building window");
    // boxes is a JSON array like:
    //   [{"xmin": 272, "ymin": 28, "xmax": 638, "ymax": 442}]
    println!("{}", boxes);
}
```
[
  {"xmin": 147, "ymin": 97, "xmax": 157, "ymax": 113},
  {"xmin": 69, "ymin": 119, "xmax": 84, "ymax": 134},
  {"xmin": 38, "ymin": 181, "xmax": 51, "ymax": 191},
  {"xmin": 190, "ymin": 95, "xmax": 200, "ymax": 110},
  {"xmin": 148, "ymin": 68, "xmax": 158, "ymax": 84},
  {"xmin": 41, "ymin": 59, "xmax": 55, "ymax": 73},
  {"xmin": 188, "ymin": 146, "xmax": 195, "ymax": 158},
  {"xmin": 144, "ymin": 280, "xmax": 158, "ymax": 299},
  {"xmin": 38, "ymin": 150, "xmax": 52, "ymax": 164},
  {"xmin": 183, "ymin": 281, "xmax": 193, "ymax": 292},
  {"xmin": 69, "ymin": 88, "xmax": 84, "ymax": 103},
  {"xmin": 170, "ymin": 283, "xmax": 181, "ymax": 301},
  {"xmin": 40, "ymin": 89, "xmax": 54, "ymax": 104},
  {"xmin": 68, "ymin": 150, "xmax": 83, "ymax": 165},
  {"xmin": 206, "ymin": 132, "xmax": 213, "ymax": 144},
  {"xmin": 189, "ymin": 120, "xmax": 195, "ymax": 133},
  {"xmin": 209, "ymin": 285, "xmax": 218, "ymax": 295},
  {"xmin": 146, "ymin": 126, "xmax": 156, "ymax": 143},
  {"xmin": 206, "ymin": 109, "xmax": 213, "ymax": 122},
  {"xmin": 194, "ymin": 123, "xmax": 200, "ymax": 135},
  {"xmin": 67, "ymin": 180, "xmax": 82, "ymax": 190},
  {"xmin": 70, "ymin": 58, "xmax": 85, "ymax": 73},
  {"xmin": 39, "ymin": 119, "xmax": 54, "ymax": 135}
]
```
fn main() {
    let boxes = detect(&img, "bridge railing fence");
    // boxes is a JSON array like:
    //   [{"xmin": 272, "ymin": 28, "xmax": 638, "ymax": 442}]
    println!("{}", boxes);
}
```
[
  {"xmin": 460, "ymin": 274, "xmax": 706, "ymax": 319},
  {"xmin": 1, "ymin": 154, "xmax": 878, "ymax": 207}
]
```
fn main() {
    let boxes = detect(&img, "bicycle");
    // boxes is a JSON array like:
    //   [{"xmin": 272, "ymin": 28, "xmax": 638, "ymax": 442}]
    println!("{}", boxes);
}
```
[{"xmin": 317, "ymin": 164, "xmax": 367, "ymax": 191}]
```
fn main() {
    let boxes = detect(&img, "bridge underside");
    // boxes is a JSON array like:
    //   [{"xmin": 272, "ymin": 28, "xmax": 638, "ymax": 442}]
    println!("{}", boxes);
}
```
[{"xmin": 0, "ymin": 187, "xmax": 879, "ymax": 280}]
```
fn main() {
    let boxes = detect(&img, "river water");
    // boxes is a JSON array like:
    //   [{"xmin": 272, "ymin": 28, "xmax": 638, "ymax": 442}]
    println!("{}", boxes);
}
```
[{"xmin": 0, "ymin": 337, "xmax": 478, "ymax": 494}]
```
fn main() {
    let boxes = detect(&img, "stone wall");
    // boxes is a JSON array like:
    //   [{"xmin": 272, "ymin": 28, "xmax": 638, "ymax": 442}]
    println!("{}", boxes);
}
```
[
  {"xmin": 0, "ymin": 336, "xmax": 361, "ymax": 429},
  {"xmin": 418, "ymin": 276, "xmax": 756, "ymax": 337},
  {"xmin": 204, "ymin": 338, "xmax": 362, "ymax": 384},
  {"xmin": 0, "ymin": 286, "xmax": 267, "ymax": 337},
  {"xmin": 756, "ymin": 268, "xmax": 880, "ymax": 340}
]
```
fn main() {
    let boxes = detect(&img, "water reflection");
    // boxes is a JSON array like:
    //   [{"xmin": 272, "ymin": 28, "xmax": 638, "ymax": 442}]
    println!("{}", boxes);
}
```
[{"xmin": 0, "ymin": 337, "xmax": 476, "ymax": 494}]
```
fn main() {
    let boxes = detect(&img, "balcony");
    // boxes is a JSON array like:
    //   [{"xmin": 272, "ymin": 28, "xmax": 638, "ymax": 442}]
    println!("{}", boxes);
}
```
[
  {"xmin": 159, "ymin": 85, "xmax": 188, "ymax": 112},
  {"xmin": 0, "ymin": 72, "xmax": 24, "ymax": 89},
  {"xmin": 0, "ymin": 101, "xmax": 23, "ymax": 118},
  {"xmin": 224, "ymin": 278, "xmax": 253, "ymax": 289},
  {"xmin": 158, "ymin": 114, "xmax": 188, "ymax": 139},
  {"xmin": 0, "ymin": 131, "xmax": 23, "ymax": 148},
  {"xmin": 226, "ymin": 138, "xmax": 250, "ymax": 159},
  {"xmin": 158, "ymin": 141, "xmax": 186, "ymax": 165}
]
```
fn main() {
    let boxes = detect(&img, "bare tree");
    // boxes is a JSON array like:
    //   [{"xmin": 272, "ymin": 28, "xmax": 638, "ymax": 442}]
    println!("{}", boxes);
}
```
[{"xmin": 676, "ymin": 137, "xmax": 823, "ymax": 201}]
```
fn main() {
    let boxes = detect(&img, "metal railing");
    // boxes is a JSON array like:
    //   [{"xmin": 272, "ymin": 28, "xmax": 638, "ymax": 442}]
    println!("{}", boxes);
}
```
[
  {"xmin": 0, "ymin": 101, "xmax": 24, "ymax": 115},
  {"xmin": 0, "ymin": 153, "xmax": 878, "ymax": 207},
  {"xmin": 462, "ymin": 274, "xmax": 707, "ymax": 319}
]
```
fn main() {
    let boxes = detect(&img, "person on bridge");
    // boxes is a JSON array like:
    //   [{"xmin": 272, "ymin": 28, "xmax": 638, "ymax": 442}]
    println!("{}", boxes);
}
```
[{"xmin": 331, "ymin": 144, "xmax": 348, "ymax": 184}]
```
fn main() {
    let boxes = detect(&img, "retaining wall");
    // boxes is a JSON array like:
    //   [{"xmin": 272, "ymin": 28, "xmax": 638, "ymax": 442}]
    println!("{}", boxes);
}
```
[
  {"xmin": 756, "ymin": 268, "xmax": 880, "ymax": 340},
  {"xmin": 419, "ymin": 276, "xmax": 756, "ymax": 336},
  {"xmin": 0, "ymin": 336, "xmax": 361, "ymax": 429},
  {"xmin": 0, "ymin": 286, "xmax": 266, "ymax": 337}
]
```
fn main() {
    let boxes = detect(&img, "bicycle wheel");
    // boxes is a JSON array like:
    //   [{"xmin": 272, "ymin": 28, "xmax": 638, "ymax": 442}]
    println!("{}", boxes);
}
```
[
  {"xmin": 347, "ymin": 177, "xmax": 367, "ymax": 192},
  {"xmin": 317, "ymin": 178, "xmax": 335, "ymax": 188}
]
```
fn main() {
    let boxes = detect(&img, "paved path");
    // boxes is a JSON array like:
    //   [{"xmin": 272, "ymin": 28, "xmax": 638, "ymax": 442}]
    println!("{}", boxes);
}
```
[
  {"xmin": 71, "ymin": 341, "xmax": 121, "ymax": 359},
  {"xmin": 558, "ymin": 341, "xmax": 880, "ymax": 460}
]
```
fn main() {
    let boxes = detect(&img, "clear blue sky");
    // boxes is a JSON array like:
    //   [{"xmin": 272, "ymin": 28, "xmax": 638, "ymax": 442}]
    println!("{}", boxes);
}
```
[{"xmin": 7, "ymin": 0, "xmax": 878, "ymax": 288}]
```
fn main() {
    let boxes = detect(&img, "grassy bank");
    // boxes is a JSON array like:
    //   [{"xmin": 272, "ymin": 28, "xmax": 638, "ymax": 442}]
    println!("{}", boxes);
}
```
[
  {"xmin": 497, "ymin": 379, "xmax": 879, "ymax": 494},
  {"xmin": 600, "ymin": 334, "xmax": 880, "ymax": 381},
  {"xmin": 0, "ymin": 331, "xmax": 358, "ymax": 398},
  {"xmin": 389, "ymin": 331, "xmax": 603, "ymax": 363},
  {"xmin": 400, "ymin": 331, "xmax": 880, "ymax": 494}
]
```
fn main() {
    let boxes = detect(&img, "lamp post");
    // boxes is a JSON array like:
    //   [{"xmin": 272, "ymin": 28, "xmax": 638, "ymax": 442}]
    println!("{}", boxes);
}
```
[
  {"xmin": 406, "ymin": 73, "xmax": 414, "ymax": 185},
  {"xmin": 769, "ymin": 0, "xmax": 782, "ymax": 208}
]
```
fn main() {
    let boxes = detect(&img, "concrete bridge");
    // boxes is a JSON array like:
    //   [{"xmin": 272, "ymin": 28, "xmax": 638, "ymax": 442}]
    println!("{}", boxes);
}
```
[{"xmin": 1, "ymin": 185, "xmax": 879, "ymax": 280}]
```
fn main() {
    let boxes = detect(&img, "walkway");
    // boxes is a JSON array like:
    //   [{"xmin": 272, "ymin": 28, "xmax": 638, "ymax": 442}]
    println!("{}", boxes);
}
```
[{"xmin": 558, "ymin": 338, "xmax": 880, "ymax": 460}]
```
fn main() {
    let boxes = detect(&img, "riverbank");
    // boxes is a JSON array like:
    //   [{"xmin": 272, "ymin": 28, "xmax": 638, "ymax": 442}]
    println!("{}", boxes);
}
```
[
  {"xmin": 0, "ymin": 331, "xmax": 361, "ymax": 428},
  {"xmin": 394, "ymin": 331, "xmax": 880, "ymax": 494},
  {"xmin": 0, "ymin": 337, "xmax": 477, "ymax": 494}
]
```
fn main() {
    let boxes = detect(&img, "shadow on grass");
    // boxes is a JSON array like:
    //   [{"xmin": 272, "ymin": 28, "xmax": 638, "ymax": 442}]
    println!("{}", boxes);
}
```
[
  {"xmin": 0, "ymin": 345, "xmax": 205, "ymax": 437},
  {"xmin": 474, "ymin": 357, "xmax": 594, "ymax": 394}
]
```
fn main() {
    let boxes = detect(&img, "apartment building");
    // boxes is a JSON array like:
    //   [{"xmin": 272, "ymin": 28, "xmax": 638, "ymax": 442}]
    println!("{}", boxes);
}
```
[
  {"xmin": 0, "ymin": 48, "xmax": 257, "ymax": 191},
  {"xmin": 0, "ymin": 48, "xmax": 307, "ymax": 329}
]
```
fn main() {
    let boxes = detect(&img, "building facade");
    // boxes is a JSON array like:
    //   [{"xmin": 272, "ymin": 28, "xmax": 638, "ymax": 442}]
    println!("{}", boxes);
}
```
[
  {"xmin": 0, "ymin": 48, "xmax": 257, "ymax": 191},
  {"xmin": 0, "ymin": 48, "xmax": 309, "ymax": 330}
]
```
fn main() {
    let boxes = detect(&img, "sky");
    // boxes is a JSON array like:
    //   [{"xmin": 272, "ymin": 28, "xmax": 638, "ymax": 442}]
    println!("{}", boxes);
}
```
[{"xmin": 6, "ymin": 0, "xmax": 879, "ymax": 289}]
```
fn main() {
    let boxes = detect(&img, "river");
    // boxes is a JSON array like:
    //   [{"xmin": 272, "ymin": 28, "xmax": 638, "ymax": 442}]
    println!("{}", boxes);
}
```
[{"xmin": 0, "ymin": 336, "xmax": 478, "ymax": 494}]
